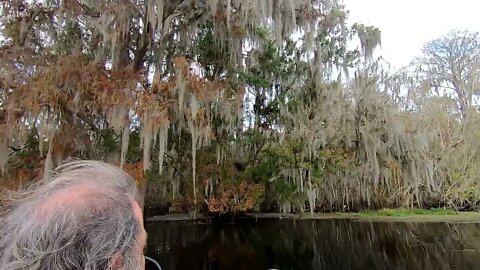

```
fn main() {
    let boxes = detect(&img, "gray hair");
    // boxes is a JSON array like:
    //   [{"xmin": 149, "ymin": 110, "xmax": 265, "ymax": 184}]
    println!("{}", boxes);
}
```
[{"xmin": 0, "ymin": 160, "xmax": 142, "ymax": 270}]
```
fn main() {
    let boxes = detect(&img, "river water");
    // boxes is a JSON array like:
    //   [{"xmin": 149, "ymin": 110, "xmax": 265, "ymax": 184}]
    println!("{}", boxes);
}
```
[{"xmin": 145, "ymin": 219, "xmax": 480, "ymax": 270}]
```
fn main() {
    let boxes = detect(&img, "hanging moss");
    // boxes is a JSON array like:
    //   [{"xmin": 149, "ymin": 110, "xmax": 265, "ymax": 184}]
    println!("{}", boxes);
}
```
[{"xmin": 2, "ymin": 0, "xmax": 480, "ymax": 216}]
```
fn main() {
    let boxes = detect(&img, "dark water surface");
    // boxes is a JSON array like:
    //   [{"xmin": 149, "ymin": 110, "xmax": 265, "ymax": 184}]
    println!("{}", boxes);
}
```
[{"xmin": 145, "ymin": 219, "xmax": 480, "ymax": 270}]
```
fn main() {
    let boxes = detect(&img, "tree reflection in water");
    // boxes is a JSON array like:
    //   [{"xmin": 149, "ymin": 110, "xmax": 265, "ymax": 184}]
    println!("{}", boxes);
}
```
[{"xmin": 145, "ymin": 219, "xmax": 480, "ymax": 270}]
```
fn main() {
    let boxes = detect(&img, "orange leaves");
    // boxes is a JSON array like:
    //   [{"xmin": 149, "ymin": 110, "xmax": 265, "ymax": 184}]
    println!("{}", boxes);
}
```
[
  {"xmin": 0, "ymin": 52, "xmax": 241, "ymax": 209},
  {"xmin": 152, "ymin": 81, "xmax": 175, "ymax": 95},
  {"xmin": 207, "ymin": 181, "xmax": 265, "ymax": 214},
  {"xmin": 187, "ymin": 75, "xmax": 223, "ymax": 100},
  {"xmin": 122, "ymin": 161, "xmax": 146, "ymax": 187},
  {"xmin": 173, "ymin": 56, "xmax": 188, "ymax": 71},
  {"xmin": 172, "ymin": 56, "xmax": 226, "ymax": 100},
  {"xmin": 206, "ymin": 195, "xmax": 229, "ymax": 214}
]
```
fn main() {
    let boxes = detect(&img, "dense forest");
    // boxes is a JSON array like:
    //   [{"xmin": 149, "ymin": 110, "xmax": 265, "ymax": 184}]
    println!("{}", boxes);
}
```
[{"xmin": 1, "ymin": 0, "xmax": 479, "ymax": 217}]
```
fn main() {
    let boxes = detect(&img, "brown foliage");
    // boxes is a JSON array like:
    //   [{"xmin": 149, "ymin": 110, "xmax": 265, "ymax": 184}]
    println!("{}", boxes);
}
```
[
  {"xmin": 121, "ymin": 161, "xmax": 146, "ymax": 187},
  {"xmin": 207, "ymin": 181, "xmax": 264, "ymax": 214}
]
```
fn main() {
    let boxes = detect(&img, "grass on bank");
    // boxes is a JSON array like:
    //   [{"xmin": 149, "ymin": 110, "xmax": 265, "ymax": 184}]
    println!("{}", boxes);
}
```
[
  {"xmin": 148, "ymin": 208, "xmax": 480, "ymax": 223},
  {"xmin": 358, "ymin": 208, "xmax": 458, "ymax": 217}
]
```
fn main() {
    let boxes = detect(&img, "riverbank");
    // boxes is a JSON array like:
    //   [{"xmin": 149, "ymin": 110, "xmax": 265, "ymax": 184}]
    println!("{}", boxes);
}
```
[
  {"xmin": 146, "ymin": 209, "xmax": 480, "ymax": 223},
  {"xmin": 245, "ymin": 210, "xmax": 480, "ymax": 223}
]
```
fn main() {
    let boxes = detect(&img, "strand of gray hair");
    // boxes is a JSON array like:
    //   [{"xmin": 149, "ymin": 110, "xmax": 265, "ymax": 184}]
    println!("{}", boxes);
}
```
[{"xmin": 0, "ymin": 160, "xmax": 142, "ymax": 270}]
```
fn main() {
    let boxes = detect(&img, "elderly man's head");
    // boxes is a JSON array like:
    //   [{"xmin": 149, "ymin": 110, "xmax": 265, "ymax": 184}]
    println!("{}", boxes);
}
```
[{"xmin": 0, "ymin": 160, "xmax": 147, "ymax": 270}]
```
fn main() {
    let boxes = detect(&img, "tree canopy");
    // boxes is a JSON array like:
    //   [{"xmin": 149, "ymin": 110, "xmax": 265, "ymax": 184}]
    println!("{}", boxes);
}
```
[
  {"xmin": 1, "ymin": 1, "xmax": 480, "ymax": 216},
  {"xmin": 414, "ymin": 30, "xmax": 480, "ymax": 121}
]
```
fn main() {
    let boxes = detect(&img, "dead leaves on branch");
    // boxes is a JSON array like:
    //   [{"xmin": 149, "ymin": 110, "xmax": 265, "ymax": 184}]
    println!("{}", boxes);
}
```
[
  {"xmin": 4, "ymin": 55, "xmax": 138, "ymax": 121},
  {"xmin": 3, "ymin": 55, "xmax": 236, "ymax": 127},
  {"xmin": 122, "ymin": 161, "xmax": 146, "ymax": 187},
  {"xmin": 207, "ymin": 181, "xmax": 265, "ymax": 214},
  {"xmin": 0, "ymin": 54, "xmax": 241, "ymax": 191}
]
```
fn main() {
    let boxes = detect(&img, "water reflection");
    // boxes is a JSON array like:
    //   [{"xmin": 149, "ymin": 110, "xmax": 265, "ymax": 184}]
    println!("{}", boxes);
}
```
[{"xmin": 145, "ymin": 219, "xmax": 480, "ymax": 270}]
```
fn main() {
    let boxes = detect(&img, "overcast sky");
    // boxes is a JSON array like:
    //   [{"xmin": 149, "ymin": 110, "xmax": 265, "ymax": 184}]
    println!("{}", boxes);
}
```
[{"xmin": 343, "ymin": 0, "xmax": 480, "ymax": 69}]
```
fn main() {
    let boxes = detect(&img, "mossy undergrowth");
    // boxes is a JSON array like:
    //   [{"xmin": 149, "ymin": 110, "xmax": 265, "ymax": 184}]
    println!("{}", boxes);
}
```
[{"xmin": 358, "ymin": 208, "xmax": 458, "ymax": 217}]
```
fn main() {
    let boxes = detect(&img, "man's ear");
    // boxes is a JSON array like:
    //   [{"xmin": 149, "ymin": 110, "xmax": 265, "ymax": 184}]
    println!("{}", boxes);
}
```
[{"xmin": 111, "ymin": 254, "xmax": 124, "ymax": 269}]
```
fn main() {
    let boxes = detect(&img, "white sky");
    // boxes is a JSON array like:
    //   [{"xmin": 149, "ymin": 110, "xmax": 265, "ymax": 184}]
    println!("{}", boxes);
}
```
[{"xmin": 343, "ymin": 0, "xmax": 480, "ymax": 69}]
